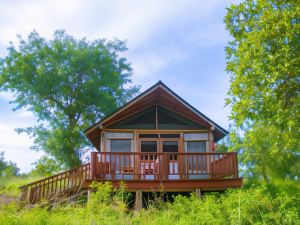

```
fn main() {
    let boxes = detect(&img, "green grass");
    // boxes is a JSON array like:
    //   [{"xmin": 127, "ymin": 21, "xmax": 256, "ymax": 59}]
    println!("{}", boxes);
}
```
[
  {"xmin": 0, "ymin": 180, "xmax": 299, "ymax": 225},
  {"xmin": 0, "ymin": 176, "xmax": 42, "ymax": 197}
]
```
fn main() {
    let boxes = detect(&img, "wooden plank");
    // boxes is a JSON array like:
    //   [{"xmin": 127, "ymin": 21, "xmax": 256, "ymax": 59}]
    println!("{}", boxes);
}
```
[{"xmin": 84, "ymin": 178, "xmax": 243, "ymax": 191}]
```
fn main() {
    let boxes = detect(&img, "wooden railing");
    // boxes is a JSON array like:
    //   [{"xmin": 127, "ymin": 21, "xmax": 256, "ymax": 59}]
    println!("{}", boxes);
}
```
[
  {"xmin": 20, "ymin": 163, "xmax": 91, "ymax": 204},
  {"xmin": 20, "ymin": 152, "xmax": 239, "ymax": 204},
  {"xmin": 90, "ymin": 152, "xmax": 239, "ymax": 181}
]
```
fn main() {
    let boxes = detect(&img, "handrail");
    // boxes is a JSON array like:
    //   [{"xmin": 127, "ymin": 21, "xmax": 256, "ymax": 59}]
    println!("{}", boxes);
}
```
[
  {"xmin": 90, "ymin": 152, "xmax": 239, "ymax": 181},
  {"xmin": 20, "ymin": 163, "xmax": 91, "ymax": 204},
  {"xmin": 19, "ymin": 163, "xmax": 90, "ymax": 189},
  {"xmin": 20, "ymin": 152, "xmax": 239, "ymax": 205}
]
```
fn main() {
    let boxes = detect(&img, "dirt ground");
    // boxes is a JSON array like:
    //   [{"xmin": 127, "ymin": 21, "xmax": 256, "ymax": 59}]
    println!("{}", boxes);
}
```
[{"xmin": 0, "ymin": 194, "xmax": 18, "ymax": 205}]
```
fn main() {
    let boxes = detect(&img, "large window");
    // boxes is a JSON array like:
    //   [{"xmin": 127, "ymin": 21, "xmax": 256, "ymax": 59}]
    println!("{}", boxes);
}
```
[
  {"xmin": 110, "ymin": 140, "xmax": 132, "ymax": 172},
  {"xmin": 141, "ymin": 141, "xmax": 157, "ymax": 152},
  {"xmin": 106, "ymin": 105, "xmax": 207, "ymax": 130},
  {"xmin": 111, "ymin": 140, "xmax": 131, "ymax": 152},
  {"xmin": 186, "ymin": 141, "xmax": 206, "ymax": 153},
  {"xmin": 162, "ymin": 141, "xmax": 178, "ymax": 153},
  {"xmin": 185, "ymin": 141, "xmax": 207, "ymax": 173}
]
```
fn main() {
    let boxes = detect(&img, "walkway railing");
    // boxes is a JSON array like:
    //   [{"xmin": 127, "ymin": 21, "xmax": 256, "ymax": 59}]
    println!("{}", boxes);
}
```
[{"xmin": 20, "ymin": 163, "xmax": 91, "ymax": 204}]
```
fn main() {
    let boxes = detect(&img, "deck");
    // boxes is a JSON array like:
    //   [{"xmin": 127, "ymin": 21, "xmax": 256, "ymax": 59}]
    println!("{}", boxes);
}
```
[{"xmin": 20, "ymin": 152, "xmax": 242, "ymax": 204}]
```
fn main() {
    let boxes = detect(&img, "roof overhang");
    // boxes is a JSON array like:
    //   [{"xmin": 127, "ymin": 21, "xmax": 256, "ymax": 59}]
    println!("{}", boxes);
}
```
[{"xmin": 84, "ymin": 81, "xmax": 228, "ymax": 149}]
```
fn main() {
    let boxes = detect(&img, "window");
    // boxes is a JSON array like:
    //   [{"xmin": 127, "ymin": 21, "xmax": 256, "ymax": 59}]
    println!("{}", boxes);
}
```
[
  {"xmin": 162, "ymin": 141, "xmax": 178, "ymax": 153},
  {"xmin": 110, "ymin": 140, "xmax": 132, "ymax": 172},
  {"xmin": 111, "ymin": 140, "xmax": 131, "ymax": 152},
  {"xmin": 139, "ymin": 134, "xmax": 159, "ymax": 138},
  {"xmin": 186, "ymin": 141, "xmax": 206, "ymax": 153},
  {"xmin": 185, "ymin": 141, "xmax": 207, "ymax": 173},
  {"xmin": 141, "ymin": 141, "xmax": 157, "ymax": 152},
  {"xmin": 160, "ymin": 134, "xmax": 180, "ymax": 138}
]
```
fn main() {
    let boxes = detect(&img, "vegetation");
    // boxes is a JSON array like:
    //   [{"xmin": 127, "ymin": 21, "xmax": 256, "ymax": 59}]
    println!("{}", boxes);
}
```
[
  {"xmin": 30, "ymin": 156, "xmax": 62, "ymax": 177},
  {"xmin": 0, "ymin": 0, "xmax": 299, "ymax": 224},
  {"xmin": 225, "ymin": 0, "xmax": 300, "ymax": 182},
  {"xmin": 0, "ymin": 151, "xmax": 19, "ymax": 178},
  {"xmin": 0, "ymin": 181, "xmax": 299, "ymax": 225},
  {"xmin": 0, "ymin": 30, "xmax": 139, "ymax": 168}
]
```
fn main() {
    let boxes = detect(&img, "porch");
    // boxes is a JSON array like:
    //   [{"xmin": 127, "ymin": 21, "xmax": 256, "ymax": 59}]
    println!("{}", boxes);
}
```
[{"xmin": 88, "ymin": 151, "xmax": 242, "ymax": 191}]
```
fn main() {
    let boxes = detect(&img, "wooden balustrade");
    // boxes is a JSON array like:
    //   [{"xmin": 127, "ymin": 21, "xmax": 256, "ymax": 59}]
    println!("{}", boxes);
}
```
[
  {"xmin": 90, "ymin": 152, "xmax": 238, "ymax": 181},
  {"xmin": 20, "ymin": 152, "xmax": 239, "ymax": 205},
  {"xmin": 20, "ymin": 163, "xmax": 91, "ymax": 205}
]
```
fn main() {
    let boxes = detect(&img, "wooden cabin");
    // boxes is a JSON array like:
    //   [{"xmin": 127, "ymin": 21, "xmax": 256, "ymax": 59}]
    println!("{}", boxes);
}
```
[{"xmin": 20, "ymin": 81, "xmax": 242, "ymax": 208}]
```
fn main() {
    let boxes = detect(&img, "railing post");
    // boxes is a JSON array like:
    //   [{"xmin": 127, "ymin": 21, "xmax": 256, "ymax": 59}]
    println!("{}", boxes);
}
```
[
  {"xmin": 233, "ymin": 152, "xmax": 239, "ymax": 178},
  {"xmin": 91, "ymin": 152, "xmax": 97, "ymax": 180}
]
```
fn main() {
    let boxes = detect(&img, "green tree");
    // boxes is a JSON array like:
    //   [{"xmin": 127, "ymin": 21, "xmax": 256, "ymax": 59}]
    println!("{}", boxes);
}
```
[
  {"xmin": 225, "ymin": 0, "xmax": 300, "ymax": 182},
  {"xmin": 30, "ymin": 156, "xmax": 62, "ymax": 177},
  {"xmin": 0, "ymin": 30, "xmax": 139, "ymax": 168},
  {"xmin": 0, "ymin": 151, "xmax": 19, "ymax": 177}
]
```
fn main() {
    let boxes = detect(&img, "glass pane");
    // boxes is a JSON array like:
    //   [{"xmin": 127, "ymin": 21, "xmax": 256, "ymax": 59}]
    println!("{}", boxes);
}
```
[
  {"xmin": 107, "ymin": 106, "xmax": 156, "ymax": 129},
  {"xmin": 160, "ymin": 134, "xmax": 180, "ymax": 138},
  {"xmin": 141, "ymin": 141, "xmax": 157, "ymax": 152},
  {"xmin": 162, "ymin": 141, "xmax": 178, "ymax": 152},
  {"xmin": 110, "ymin": 140, "xmax": 132, "ymax": 172},
  {"xmin": 111, "ymin": 140, "xmax": 131, "ymax": 152},
  {"xmin": 157, "ymin": 106, "xmax": 206, "ymax": 130},
  {"xmin": 186, "ymin": 141, "xmax": 206, "ymax": 174},
  {"xmin": 139, "ymin": 134, "xmax": 159, "ymax": 138},
  {"xmin": 186, "ymin": 141, "xmax": 206, "ymax": 152}
]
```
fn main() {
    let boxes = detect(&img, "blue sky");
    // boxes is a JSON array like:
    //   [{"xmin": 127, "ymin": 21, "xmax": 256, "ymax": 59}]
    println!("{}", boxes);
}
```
[{"xmin": 0, "ymin": 0, "xmax": 239, "ymax": 172}]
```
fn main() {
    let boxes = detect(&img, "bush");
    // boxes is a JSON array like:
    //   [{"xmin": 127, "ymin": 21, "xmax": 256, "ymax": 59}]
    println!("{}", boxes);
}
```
[{"xmin": 0, "ymin": 182, "xmax": 299, "ymax": 225}]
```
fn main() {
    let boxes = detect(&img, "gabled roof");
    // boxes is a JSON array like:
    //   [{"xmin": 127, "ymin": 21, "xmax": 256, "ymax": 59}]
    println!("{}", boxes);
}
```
[{"xmin": 84, "ymin": 81, "xmax": 228, "ymax": 148}]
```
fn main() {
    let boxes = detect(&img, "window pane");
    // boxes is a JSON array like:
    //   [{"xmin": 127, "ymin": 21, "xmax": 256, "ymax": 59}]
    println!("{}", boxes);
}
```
[
  {"xmin": 160, "ymin": 134, "xmax": 180, "ymax": 138},
  {"xmin": 185, "ymin": 141, "xmax": 206, "ymax": 174},
  {"xmin": 162, "ymin": 141, "xmax": 178, "ymax": 152},
  {"xmin": 139, "ymin": 134, "xmax": 159, "ymax": 138},
  {"xmin": 110, "ymin": 140, "xmax": 132, "ymax": 172},
  {"xmin": 141, "ymin": 141, "xmax": 157, "ymax": 152},
  {"xmin": 111, "ymin": 140, "xmax": 131, "ymax": 152},
  {"xmin": 186, "ymin": 141, "xmax": 206, "ymax": 152}
]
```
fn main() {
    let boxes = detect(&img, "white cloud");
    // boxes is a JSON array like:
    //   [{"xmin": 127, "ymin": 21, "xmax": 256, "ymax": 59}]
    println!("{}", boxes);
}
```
[
  {"xmin": 0, "ymin": 0, "xmax": 238, "ymax": 172},
  {"xmin": 0, "ymin": 92, "xmax": 14, "ymax": 101},
  {"xmin": 0, "ymin": 116, "xmax": 43, "ymax": 173}
]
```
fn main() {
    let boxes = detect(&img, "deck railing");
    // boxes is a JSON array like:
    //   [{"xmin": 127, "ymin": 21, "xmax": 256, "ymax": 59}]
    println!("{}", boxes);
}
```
[
  {"xmin": 20, "ymin": 163, "xmax": 91, "ymax": 204},
  {"xmin": 90, "ymin": 152, "xmax": 238, "ymax": 181},
  {"xmin": 20, "ymin": 152, "xmax": 239, "ymax": 204}
]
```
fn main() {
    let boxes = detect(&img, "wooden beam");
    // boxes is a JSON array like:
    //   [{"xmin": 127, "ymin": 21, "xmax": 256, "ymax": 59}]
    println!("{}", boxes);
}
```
[
  {"xmin": 135, "ymin": 190, "xmax": 143, "ymax": 211},
  {"xmin": 195, "ymin": 188, "xmax": 202, "ymax": 198},
  {"xmin": 84, "ymin": 178, "xmax": 243, "ymax": 191}
]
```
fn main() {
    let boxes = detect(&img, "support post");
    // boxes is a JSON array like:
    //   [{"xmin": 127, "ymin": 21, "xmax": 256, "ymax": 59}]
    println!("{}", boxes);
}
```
[
  {"xmin": 91, "ymin": 152, "xmax": 97, "ymax": 180},
  {"xmin": 195, "ymin": 188, "xmax": 202, "ymax": 198},
  {"xmin": 87, "ymin": 189, "xmax": 95, "ymax": 202},
  {"xmin": 135, "ymin": 190, "xmax": 143, "ymax": 211}
]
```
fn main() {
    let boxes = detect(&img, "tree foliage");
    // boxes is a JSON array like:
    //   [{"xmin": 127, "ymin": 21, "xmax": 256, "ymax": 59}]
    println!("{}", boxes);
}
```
[
  {"xmin": 0, "ymin": 151, "xmax": 19, "ymax": 177},
  {"xmin": 30, "ymin": 156, "xmax": 62, "ymax": 177},
  {"xmin": 0, "ymin": 30, "xmax": 139, "ymax": 168},
  {"xmin": 225, "ymin": 0, "xmax": 300, "ymax": 182}
]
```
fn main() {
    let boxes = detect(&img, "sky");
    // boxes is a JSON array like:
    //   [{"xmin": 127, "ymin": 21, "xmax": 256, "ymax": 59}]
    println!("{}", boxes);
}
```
[{"xmin": 0, "ymin": 0, "xmax": 239, "ymax": 172}]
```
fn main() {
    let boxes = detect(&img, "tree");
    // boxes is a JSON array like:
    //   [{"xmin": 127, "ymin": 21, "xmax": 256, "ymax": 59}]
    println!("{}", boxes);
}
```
[
  {"xmin": 225, "ymin": 0, "xmax": 300, "ymax": 182},
  {"xmin": 0, "ymin": 30, "xmax": 139, "ymax": 168},
  {"xmin": 30, "ymin": 156, "xmax": 62, "ymax": 177},
  {"xmin": 0, "ymin": 151, "xmax": 20, "ymax": 177}
]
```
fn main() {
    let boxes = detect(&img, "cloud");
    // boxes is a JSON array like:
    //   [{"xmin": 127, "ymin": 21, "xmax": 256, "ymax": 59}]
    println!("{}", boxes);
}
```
[
  {"xmin": 0, "ymin": 92, "xmax": 14, "ymax": 101},
  {"xmin": 0, "ymin": 0, "xmax": 238, "ymax": 172},
  {"xmin": 0, "ymin": 118, "xmax": 43, "ymax": 173}
]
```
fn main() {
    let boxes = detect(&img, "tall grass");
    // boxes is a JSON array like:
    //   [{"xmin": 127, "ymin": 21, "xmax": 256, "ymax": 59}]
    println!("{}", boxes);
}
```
[
  {"xmin": 0, "ymin": 176, "xmax": 42, "ymax": 197},
  {"xmin": 0, "ymin": 180, "xmax": 299, "ymax": 225}
]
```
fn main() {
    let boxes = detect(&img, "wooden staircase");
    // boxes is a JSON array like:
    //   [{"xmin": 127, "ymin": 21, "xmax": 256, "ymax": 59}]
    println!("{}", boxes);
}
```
[{"xmin": 19, "ymin": 163, "xmax": 91, "ymax": 205}]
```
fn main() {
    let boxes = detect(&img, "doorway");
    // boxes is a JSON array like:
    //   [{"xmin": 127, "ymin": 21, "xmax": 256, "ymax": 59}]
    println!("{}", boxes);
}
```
[{"xmin": 138, "ymin": 133, "xmax": 181, "ymax": 179}]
